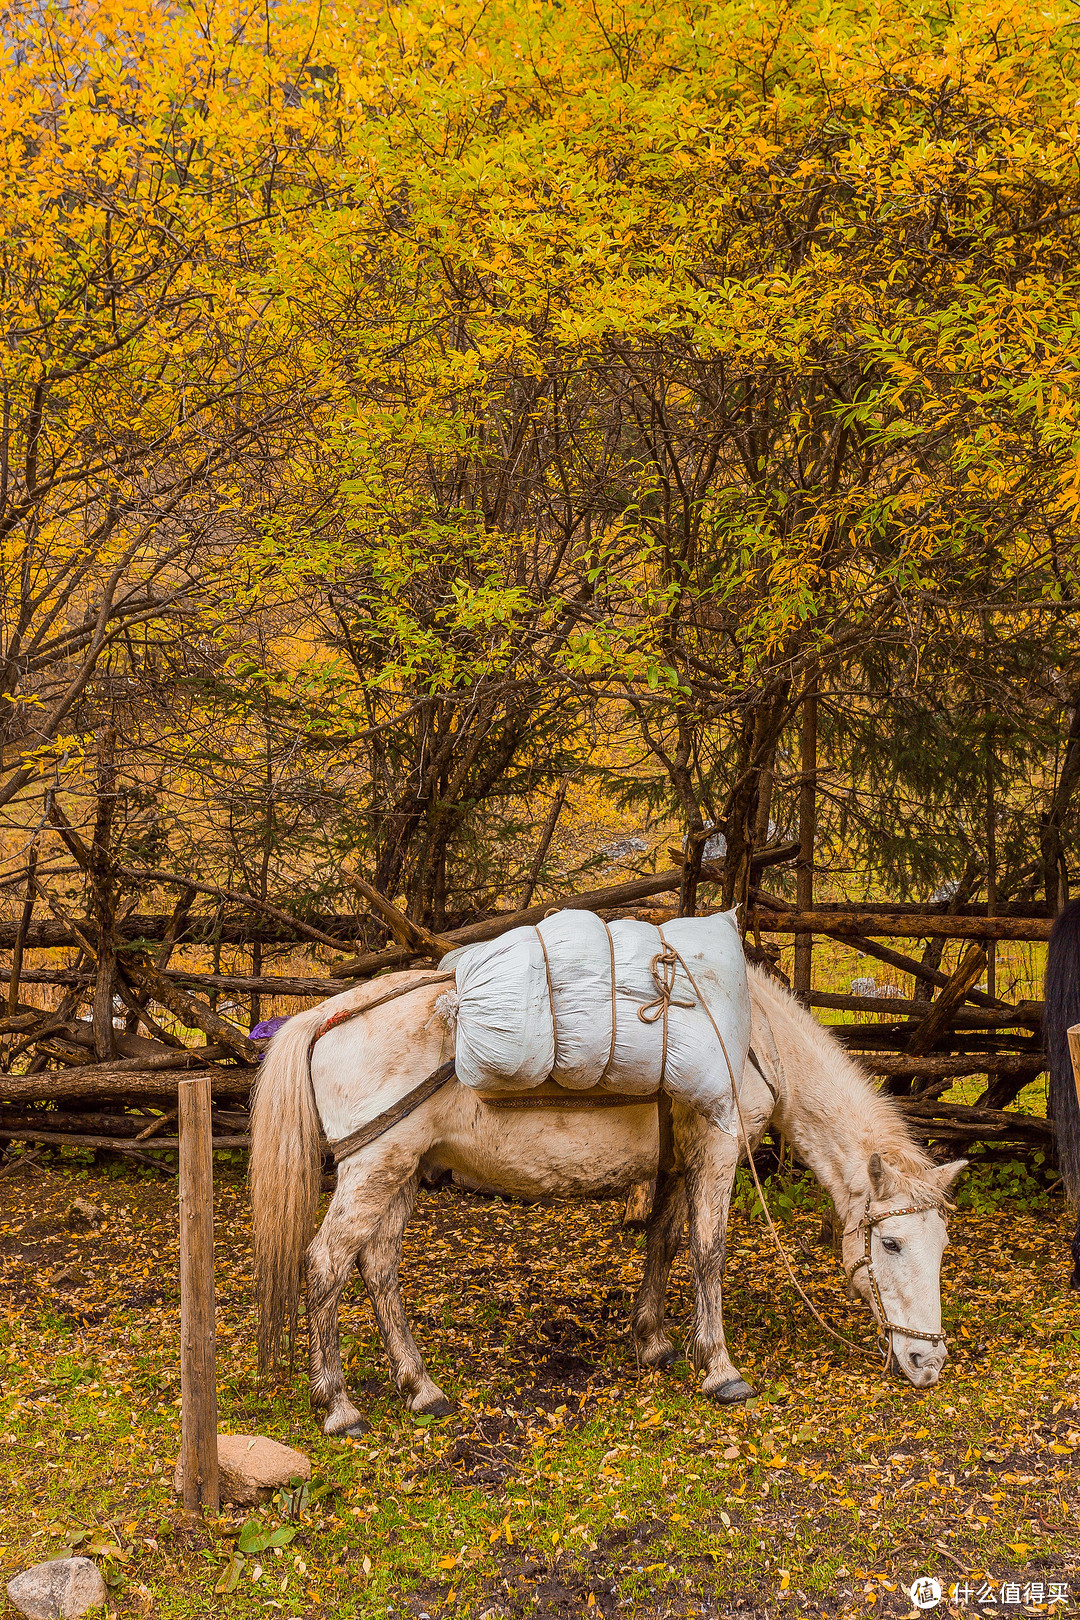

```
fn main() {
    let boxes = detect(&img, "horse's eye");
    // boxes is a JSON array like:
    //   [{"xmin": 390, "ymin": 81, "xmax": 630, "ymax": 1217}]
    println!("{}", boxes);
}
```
[{"xmin": 881, "ymin": 1236, "xmax": 902, "ymax": 1255}]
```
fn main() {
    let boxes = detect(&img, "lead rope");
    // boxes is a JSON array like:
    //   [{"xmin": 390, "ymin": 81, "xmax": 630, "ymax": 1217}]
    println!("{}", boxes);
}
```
[{"xmin": 656, "ymin": 943, "xmax": 881, "ymax": 1366}]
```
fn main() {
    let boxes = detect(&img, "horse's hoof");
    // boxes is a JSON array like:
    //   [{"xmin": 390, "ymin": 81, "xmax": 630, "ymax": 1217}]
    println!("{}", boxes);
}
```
[
  {"xmin": 343, "ymin": 1420, "xmax": 370, "ymax": 1437},
  {"xmin": 638, "ymin": 1342, "xmax": 676, "ymax": 1369},
  {"xmin": 413, "ymin": 1393, "xmax": 455, "ymax": 1418},
  {"xmin": 709, "ymin": 1377, "xmax": 754, "ymax": 1405}
]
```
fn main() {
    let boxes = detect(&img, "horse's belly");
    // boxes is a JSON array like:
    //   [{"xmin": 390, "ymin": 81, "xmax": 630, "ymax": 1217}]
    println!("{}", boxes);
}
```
[{"xmin": 440, "ymin": 1099, "xmax": 660, "ymax": 1200}]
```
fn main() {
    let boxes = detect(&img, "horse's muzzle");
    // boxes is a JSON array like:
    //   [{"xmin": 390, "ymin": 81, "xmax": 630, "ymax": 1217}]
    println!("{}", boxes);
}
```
[{"xmin": 895, "ymin": 1339, "xmax": 948, "ymax": 1387}]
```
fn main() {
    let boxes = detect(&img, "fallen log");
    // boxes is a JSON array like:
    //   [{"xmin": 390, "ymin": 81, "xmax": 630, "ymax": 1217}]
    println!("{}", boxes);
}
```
[
  {"xmin": 748, "ymin": 907, "xmax": 1054, "ymax": 942},
  {"xmin": 0, "ymin": 1067, "xmax": 251, "ymax": 1104},
  {"xmin": 8, "ymin": 967, "xmax": 350, "ymax": 997},
  {"xmin": 0, "ymin": 1128, "xmax": 249, "ymax": 1152},
  {"xmin": 769, "ymin": 898, "xmax": 1050, "ymax": 920},
  {"xmin": 0, "ymin": 1107, "xmax": 248, "ymax": 1138},
  {"xmin": 807, "ymin": 991, "xmax": 1043, "ymax": 1028},
  {"xmin": 115, "ymin": 864, "xmax": 347, "ymax": 951},
  {"xmin": 831, "ymin": 1027, "xmax": 1041, "ymax": 1054},
  {"xmin": 897, "ymin": 1098, "xmax": 1054, "ymax": 1145},
  {"xmin": 0, "ymin": 912, "xmax": 365, "ymax": 949},
  {"xmin": 864, "ymin": 1052, "xmax": 1044, "ymax": 1079},
  {"xmin": 34, "ymin": 1021, "xmax": 213, "ymax": 1064}
]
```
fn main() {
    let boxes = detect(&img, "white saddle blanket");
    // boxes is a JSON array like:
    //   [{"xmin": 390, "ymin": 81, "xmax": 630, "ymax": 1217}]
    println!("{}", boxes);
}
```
[{"xmin": 439, "ymin": 907, "xmax": 750, "ymax": 1131}]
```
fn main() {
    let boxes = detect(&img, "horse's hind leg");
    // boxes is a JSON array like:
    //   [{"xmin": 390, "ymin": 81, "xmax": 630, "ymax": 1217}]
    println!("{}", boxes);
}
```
[
  {"xmin": 356, "ymin": 1174, "xmax": 452, "ymax": 1417},
  {"xmin": 632, "ymin": 1172, "xmax": 687, "ymax": 1367},
  {"xmin": 307, "ymin": 1181, "xmax": 373, "ymax": 1438}
]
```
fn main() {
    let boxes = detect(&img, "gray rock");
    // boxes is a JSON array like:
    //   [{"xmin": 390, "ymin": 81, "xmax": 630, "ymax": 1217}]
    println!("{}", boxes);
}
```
[
  {"xmin": 603, "ymin": 835, "xmax": 648, "ymax": 860},
  {"xmin": 701, "ymin": 829, "xmax": 727, "ymax": 861},
  {"xmin": 173, "ymin": 1432, "xmax": 311, "ymax": 1506},
  {"xmin": 6, "ymin": 1557, "xmax": 106, "ymax": 1618},
  {"xmin": 67, "ymin": 1197, "xmax": 102, "ymax": 1229}
]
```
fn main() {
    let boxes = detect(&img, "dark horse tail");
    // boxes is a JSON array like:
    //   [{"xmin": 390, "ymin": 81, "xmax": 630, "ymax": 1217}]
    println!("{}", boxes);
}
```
[{"xmin": 1045, "ymin": 898, "xmax": 1080, "ymax": 1286}]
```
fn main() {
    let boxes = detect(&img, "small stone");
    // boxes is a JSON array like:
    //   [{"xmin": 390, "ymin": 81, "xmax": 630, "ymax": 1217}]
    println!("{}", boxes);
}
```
[
  {"xmin": 173, "ymin": 1433, "xmax": 311, "ymax": 1506},
  {"xmin": 6, "ymin": 1556, "xmax": 106, "ymax": 1618},
  {"xmin": 67, "ymin": 1197, "xmax": 102, "ymax": 1229}
]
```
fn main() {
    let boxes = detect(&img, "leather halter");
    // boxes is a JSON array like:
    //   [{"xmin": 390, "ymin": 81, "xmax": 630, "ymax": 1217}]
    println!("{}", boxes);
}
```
[{"xmin": 844, "ymin": 1196, "xmax": 948, "ymax": 1367}]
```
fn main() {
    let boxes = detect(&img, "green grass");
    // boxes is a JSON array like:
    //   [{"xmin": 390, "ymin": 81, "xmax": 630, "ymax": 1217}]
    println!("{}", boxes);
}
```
[{"xmin": 2, "ymin": 1155, "xmax": 1079, "ymax": 1618}]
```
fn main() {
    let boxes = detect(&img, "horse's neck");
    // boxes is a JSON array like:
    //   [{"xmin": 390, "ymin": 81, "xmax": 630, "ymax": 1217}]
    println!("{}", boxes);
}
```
[{"xmin": 767, "ymin": 1010, "xmax": 878, "ymax": 1223}]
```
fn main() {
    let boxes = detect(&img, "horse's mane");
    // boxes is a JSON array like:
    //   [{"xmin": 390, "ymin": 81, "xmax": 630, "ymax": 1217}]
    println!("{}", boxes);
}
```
[{"xmin": 747, "ymin": 962, "xmax": 947, "ymax": 1207}]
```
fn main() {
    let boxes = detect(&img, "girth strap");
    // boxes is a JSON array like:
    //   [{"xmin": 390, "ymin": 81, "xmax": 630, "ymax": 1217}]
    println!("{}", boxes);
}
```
[{"xmin": 329, "ymin": 1061, "xmax": 457, "ymax": 1166}]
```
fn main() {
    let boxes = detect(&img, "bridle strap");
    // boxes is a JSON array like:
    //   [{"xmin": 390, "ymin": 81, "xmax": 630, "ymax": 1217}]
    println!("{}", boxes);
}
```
[{"xmin": 844, "ymin": 1198, "xmax": 949, "ymax": 1362}]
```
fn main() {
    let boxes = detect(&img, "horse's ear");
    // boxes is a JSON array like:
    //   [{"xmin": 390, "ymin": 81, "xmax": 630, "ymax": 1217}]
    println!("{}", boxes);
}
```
[
  {"xmin": 867, "ymin": 1152, "xmax": 899, "ymax": 1199},
  {"xmin": 935, "ymin": 1158, "xmax": 968, "ymax": 1195}
]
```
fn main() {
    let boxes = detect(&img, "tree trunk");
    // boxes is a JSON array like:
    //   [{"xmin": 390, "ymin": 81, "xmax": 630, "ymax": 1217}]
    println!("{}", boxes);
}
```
[
  {"xmin": 1040, "ymin": 683, "xmax": 1080, "ymax": 913},
  {"xmin": 793, "ymin": 686, "xmax": 817, "ymax": 999},
  {"xmin": 90, "ymin": 728, "xmax": 118, "ymax": 1062}
]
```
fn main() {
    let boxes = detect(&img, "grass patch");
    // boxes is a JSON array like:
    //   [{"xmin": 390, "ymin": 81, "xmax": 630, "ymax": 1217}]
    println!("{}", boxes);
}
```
[{"xmin": 1, "ymin": 1158, "xmax": 1078, "ymax": 1618}]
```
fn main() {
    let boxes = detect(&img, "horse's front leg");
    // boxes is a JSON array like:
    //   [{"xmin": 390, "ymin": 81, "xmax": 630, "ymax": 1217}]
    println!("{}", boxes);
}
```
[
  {"xmin": 631, "ymin": 1171, "xmax": 687, "ymax": 1367},
  {"xmin": 357, "ymin": 1173, "xmax": 452, "ymax": 1417},
  {"xmin": 678, "ymin": 1113, "xmax": 752, "ymax": 1403}
]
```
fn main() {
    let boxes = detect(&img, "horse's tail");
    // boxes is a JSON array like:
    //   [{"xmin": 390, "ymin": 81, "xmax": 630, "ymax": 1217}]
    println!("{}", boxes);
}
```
[
  {"xmin": 1046, "ymin": 899, "xmax": 1080, "ymax": 1206},
  {"xmin": 249, "ymin": 1009, "xmax": 325, "ymax": 1371}
]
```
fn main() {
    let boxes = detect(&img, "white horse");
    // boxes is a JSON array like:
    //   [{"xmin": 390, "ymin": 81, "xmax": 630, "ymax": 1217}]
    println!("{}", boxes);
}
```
[{"xmin": 250, "ymin": 964, "xmax": 966, "ymax": 1435}]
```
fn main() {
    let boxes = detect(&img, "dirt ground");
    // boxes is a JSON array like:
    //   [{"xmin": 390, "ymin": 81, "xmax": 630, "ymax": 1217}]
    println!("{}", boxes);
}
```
[{"xmin": 1, "ymin": 1152, "xmax": 1078, "ymax": 1619}]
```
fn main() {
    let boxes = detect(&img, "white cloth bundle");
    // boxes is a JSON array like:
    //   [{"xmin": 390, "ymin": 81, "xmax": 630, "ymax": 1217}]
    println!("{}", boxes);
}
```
[{"xmin": 440, "ymin": 907, "xmax": 750, "ymax": 1130}]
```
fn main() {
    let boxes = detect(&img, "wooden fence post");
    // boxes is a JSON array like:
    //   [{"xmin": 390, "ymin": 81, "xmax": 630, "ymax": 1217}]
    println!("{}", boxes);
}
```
[
  {"xmin": 1069, "ymin": 1025, "xmax": 1080, "ymax": 1111},
  {"xmin": 179, "ymin": 1073, "xmax": 219, "ymax": 1513},
  {"xmin": 793, "ymin": 685, "xmax": 817, "ymax": 999}
]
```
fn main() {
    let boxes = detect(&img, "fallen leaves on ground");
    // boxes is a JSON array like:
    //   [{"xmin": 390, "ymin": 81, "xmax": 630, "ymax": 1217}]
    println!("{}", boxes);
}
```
[{"xmin": 0, "ymin": 1158, "xmax": 1077, "ymax": 1618}]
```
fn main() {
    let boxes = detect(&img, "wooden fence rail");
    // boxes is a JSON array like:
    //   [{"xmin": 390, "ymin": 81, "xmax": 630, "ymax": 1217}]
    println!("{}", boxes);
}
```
[{"xmin": 0, "ymin": 861, "xmax": 1059, "ymax": 1173}]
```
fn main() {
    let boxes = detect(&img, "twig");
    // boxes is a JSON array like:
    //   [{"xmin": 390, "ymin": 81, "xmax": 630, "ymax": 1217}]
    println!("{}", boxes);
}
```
[
  {"xmin": 519, "ymin": 775, "xmax": 574, "ymax": 909},
  {"xmin": 0, "ymin": 1145, "xmax": 45, "ymax": 1179},
  {"xmin": 933, "ymin": 1542, "xmax": 973, "ymax": 1575},
  {"xmin": 7, "ymin": 845, "xmax": 38, "ymax": 1017},
  {"xmin": 0, "ymin": 1127, "xmax": 249, "ymax": 1152},
  {"xmin": 134, "ymin": 1107, "xmax": 178, "ymax": 1141}
]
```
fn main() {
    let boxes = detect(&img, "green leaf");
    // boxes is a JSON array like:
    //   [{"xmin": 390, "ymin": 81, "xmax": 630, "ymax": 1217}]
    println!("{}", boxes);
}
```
[
  {"xmin": 266, "ymin": 1526, "xmax": 297, "ymax": 1548},
  {"xmin": 237, "ymin": 1520, "xmax": 270, "ymax": 1554},
  {"xmin": 214, "ymin": 1551, "xmax": 244, "ymax": 1594}
]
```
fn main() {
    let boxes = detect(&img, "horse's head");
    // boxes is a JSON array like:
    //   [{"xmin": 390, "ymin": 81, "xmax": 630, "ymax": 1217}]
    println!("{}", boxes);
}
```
[{"xmin": 842, "ymin": 1152, "xmax": 967, "ymax": 1388}]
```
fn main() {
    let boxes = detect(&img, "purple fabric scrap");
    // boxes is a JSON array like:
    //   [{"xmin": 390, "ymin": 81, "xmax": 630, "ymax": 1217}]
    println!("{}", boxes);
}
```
[{"xmin": 250, "ymin": 1015, "xmax": 290, "ymax": 1047}]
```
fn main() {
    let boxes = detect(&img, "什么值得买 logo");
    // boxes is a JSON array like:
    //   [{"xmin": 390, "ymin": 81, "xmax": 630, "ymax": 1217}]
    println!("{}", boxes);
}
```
[{"xmin": 910, "ymin": 1576, "xmax": 943, "ymax": 1609}]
